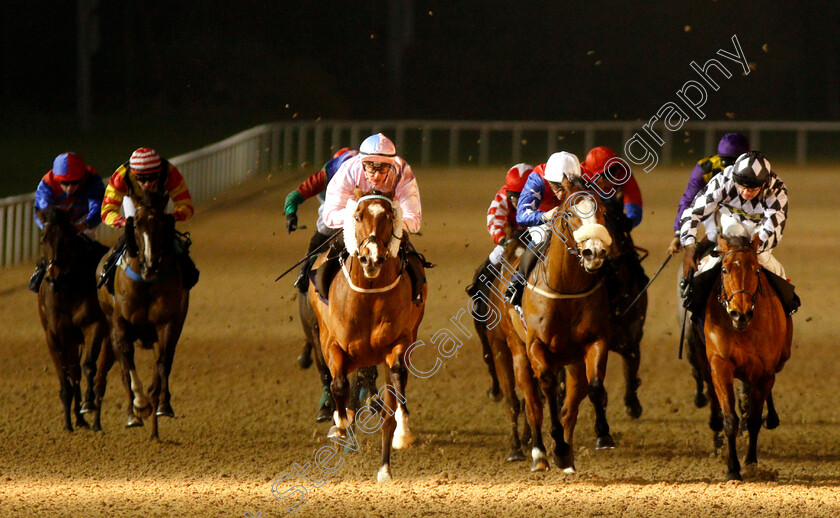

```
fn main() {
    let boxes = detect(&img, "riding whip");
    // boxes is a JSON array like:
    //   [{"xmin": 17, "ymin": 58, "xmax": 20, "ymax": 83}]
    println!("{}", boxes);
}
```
[
  {"xmin": 678, "ymin": 269, "xmax": 694, "ymax": 360},
  {"xmin": 618, "ymin": 252, "xmax": 673, "ymax": 317},
  {"xmin": 275, "ymin": 231, "xmax": 341, "ymax": 282}
]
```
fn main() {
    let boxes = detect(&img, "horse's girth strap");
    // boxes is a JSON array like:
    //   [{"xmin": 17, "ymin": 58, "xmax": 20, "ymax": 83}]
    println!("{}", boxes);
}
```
[
  {"xmin": 526, "ymin": 278, "xmax": 605, "ymax": 300},
  {"xmin": 340, "ymin": 261, "xmax": 402, "ymax": 294}
]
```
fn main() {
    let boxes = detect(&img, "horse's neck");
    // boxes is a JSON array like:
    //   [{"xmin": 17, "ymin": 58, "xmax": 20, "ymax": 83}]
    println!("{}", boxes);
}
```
[{"xmin": 539, "ymin": 236, "xmax": 596, "ymax": 292}]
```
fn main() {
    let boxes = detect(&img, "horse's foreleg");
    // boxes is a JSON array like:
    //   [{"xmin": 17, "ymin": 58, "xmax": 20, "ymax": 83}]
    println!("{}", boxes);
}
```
[
  {"xmin": 70, "ymin": 359, "xmax": 89, "ymax": 430},
  {"xmin": 745, "ymin": 376, "xmax": 774, "ymax": 467},
  {"xmin": 112, "ymin": 321, "xmax": 146, "ymax": 426},
  {"xmin": 492, "ymin": 337, "xmax": 524, "ymax": 462},
  {"xmin": 476, "ymin": 320, "xmax": 502, "ymax": 401},
  {"xmin": 325, "ymin": 343, "xmax": 351, "ymax": 440},
  {"xmin": 560, "ymin": 363, "xmax": 588, "ymax": 465},
  {"xmin": 709, "ymin": 354, "xmax": 740, "ymax": 481},
  {"xmin": 387, "ymin": 352, "xmax": 413, "ymax": 451},
  {"xmin": 46, "ymin": 335, "xmax": 74, "ymax": 432},
  {"xmin": 155, "ymin": 321, "xmax": 183, "ymax": 419},
  {"xmin": 687, "ymin": 322, "xmax": 710, "ymax": 408},
  {"xmin": 378, "ymin": 389, "xmax": 397, "ymax": 483},
  {"xmin": 511, "ymin": 341, "xmax": 546, "ymax": 472},
  {"xmin": 537, "ymin": 366, "xmax": 571, "ymax": 472},
  {"xmin": 619, "ymin": 338, "xmax": 643, "ymax": 419},
  {"xmin": 764, "ymin": 390, "xmax": 779, "ymax": 430},
  {"xmin": 585, "ymin": 338, "xmax": 613, "ymax": 449},
  {"xmin": 92, "ymin": 334, "xmax": 115, "ymax": 432},
  {"xmin": 80, "ymin": 321, "xmax": 105, "ymax": 415}
]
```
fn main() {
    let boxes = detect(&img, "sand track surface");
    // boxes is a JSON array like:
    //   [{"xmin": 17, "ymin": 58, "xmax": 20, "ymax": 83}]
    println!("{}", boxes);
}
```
[{"xmin": 1, "ymin": 165, "xmax": 839, "ymax": 517}]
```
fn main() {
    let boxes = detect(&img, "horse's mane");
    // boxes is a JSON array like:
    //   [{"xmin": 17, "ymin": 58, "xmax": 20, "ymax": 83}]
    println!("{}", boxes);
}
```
[
  {"xmin": 132, "ymin": 190, "xmax": 170, "ymax": 211},
  {"xmin": 40, "ymin": 206, "xmax": 71, "ymax": 227}
]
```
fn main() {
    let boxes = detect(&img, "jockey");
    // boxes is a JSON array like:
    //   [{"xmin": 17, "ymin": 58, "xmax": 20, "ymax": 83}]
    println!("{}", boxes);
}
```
[
  {"xmin": 504, "ymin": 152, "xmax": 581, "ymax": 306},
  {"xmin": 580, "ymin": 146, "xmax": 648, "ymax": 315},
  {"xmin": 29, "ymin": 152, "xmax": 108, "ymax": 292},
  {"xmin": 668, "ymin": 133, "xmax": 750, "ymax": 256},
  {"xmin": 319, "ymin": 133, "xmax": 427, "ymax": 305},
  {"xmin": 465, "ymin": 163, "xmax": 532, "ymax": 298},
  {"xmin": 98, "ymin": 148, "xmax": 199, "ymax": 293},
  {"xmin": 285, "ymin": 147, "xmax": 359, "ymax": 292},
  {"xmin": 680, "ymin": 151, "xmax": 799, "ymax": 315}
]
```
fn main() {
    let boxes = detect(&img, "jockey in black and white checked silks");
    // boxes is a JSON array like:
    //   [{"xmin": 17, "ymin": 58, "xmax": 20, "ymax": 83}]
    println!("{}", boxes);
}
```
[{"xmin": 679, "ymin": 153, "xmax": 788, "ymax": 278}]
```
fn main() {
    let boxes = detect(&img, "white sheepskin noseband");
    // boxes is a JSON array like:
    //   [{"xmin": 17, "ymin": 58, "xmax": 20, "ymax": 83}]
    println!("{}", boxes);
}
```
[
  {"xmin": 573, "ymin": 224, "xmax": 612, "ymax": 247},
  {"xmin": 343, "ymin": 195, "xmax": 404, "ymax": 257}
]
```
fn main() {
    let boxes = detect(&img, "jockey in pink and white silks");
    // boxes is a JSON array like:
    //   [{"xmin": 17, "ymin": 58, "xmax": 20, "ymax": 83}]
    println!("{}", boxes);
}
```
[{"xmin": 319, "ymin": 133, "xmax": 427, "ymax": 305}]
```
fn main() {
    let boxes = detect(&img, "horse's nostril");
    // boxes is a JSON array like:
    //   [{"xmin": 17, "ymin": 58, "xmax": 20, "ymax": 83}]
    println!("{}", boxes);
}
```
[
  {"xmin": 746, "ymin": 310, "xmax": 754, "ymax": 320},
  {"xmin": 582, "ymin": 249, "xmax": 593, "ymax": 258},
  {"xmin": 598, "ymin": 249, "xmax": 607, "ymax": 258},
  {"xmin": 359, "ymin": 256, "xmax": 368, "ymax": 265},
  {"xmin": 729, "ymin": 310, "xmax": 739, "ymax": 319},
  {"xmin": 375, "ymin": 256, "xmax": 385, "ymax": 265}
]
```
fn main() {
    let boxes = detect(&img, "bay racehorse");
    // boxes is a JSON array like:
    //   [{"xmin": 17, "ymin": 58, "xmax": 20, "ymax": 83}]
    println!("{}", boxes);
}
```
[
  {"xmin": 704, "ymin": 234, "xmax": 792, "ymax": 480},
  {"xmin": 37, "ymin": 206, "xmax": 111, "ymax": 431},
  {"xmin": 500, "ymin": 184, "xmax": 616, "ymax": 472},
  {"xmin": 97, "ymin": 190, "xmax": 189, "ymax": 440},
  {"xmin": 309, "ymin": 189, "xmax": 425, "ymax": 482}
]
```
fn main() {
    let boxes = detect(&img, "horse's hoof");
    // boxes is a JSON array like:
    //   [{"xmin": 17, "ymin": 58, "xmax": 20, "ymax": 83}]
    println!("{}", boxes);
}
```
[
  {"xmin": 80, "ymin": 401, "xmax": 97, "ymax": 414},
  {"xmin": 75, "ymin": 418, "xmax": 90, "ymax": 429},
  {"xmin": 377, "ymin": 465, "xmax": 392, "ymax": 483},
  {"xmin": 595, "ymin": 435, "xmax": 616, "ymax": 449},
  {"xmin": 764, "ymin": 413, "xmax": 780, "ymax": 430},
  {"xmin": 327, "ymin": 426, "xmax": 347, "ymax": 440},
  {"xmin": 487, "ymin": 386, "xmax": 503, "ymax": 402},
  {"xmin": 694, "ymin": 390, "xmax": 709, "ymax": 408},
  {"xmin": 92, "ymin": 423, "xmax": 102, "ymax": 432},
  {"xmin": 134, "ymin": 403, "xmax": 153, "ymax": 418},
  {"xmin": 506, "ymin": 449, "xmax": 526, "ymax": 462},
  {"xmin": 625, "ymin": 397, "xmax": 643, "ymax": 419},
  {"xmin": 297, "ymin": 352, "xmax": 313, "ymax": 370},
  {"xmin": 315, "ymin": 405, "xmax": 332, "ymax": 423},
  {"xmin": 126, "ymin": 415, "xmax": 144, "ymax": 428},
  {"xmin": 530, "ymin": 458, "xmax": 549, "ymax": 472},
  {"xmin": 563, "ymin": 466, "xmax": 577, "ymax": 474},
  {"xmin": 156, "ymin": 402, "xmax": 175, "ymax": 418},
  {"xmin": 725, "ymin": 472, "xmax": 743, "ymax": 482},
  {"xmin": 392, "ymin": 431, "xmax": 414, "ymax": 450}
]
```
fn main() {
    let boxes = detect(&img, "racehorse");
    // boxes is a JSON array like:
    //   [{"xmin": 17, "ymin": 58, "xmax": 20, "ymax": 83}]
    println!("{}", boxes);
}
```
[
  {"xmin": 97, "ymin": 190, "xmax": 189, "ymax": 440},
  {"xmin": 36, "ymin": 207, "xmax": 111, "ymax": 431},
  {"xmin": 500, "ymin": 185, "xmax": 616, "ymax": 472},
  {"xmin": 703, "ymin": 234, "xmax": 791, "ymax": 480},
  {"xmin": 309, "ymin": 189, "xmax": 425, "ymax": 482}
]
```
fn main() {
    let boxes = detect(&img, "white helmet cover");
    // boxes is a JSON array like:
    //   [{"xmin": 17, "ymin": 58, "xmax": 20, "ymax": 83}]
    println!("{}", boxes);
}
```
[
  {"xmin": 359, "ymin": 133, "xmax": 397, "ymax": 165},
  {"xmin": 544, "ymin": 151, "xmax": 581, "ymax": 183}
]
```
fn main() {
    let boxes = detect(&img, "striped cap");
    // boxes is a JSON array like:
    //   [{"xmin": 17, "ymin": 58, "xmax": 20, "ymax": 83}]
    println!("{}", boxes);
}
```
[{"xmin": 129, "ymin": 148, "xmax": 162, "ymax": 172}]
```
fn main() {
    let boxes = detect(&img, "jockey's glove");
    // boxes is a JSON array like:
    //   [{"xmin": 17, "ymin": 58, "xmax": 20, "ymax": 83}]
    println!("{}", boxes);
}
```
[{"xmin": 286, "ymin": 213, "xmax": 298, "ymax": 233}]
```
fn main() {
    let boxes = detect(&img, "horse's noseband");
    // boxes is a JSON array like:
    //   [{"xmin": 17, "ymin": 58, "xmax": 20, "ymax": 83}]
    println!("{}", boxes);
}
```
[
  {"xmin": 358, "ymin": 234, "xmax": 389, "ymax": 257},
  {"xmin": 718, "ymin": 250, "xmax": 761, "ymax": 314}
]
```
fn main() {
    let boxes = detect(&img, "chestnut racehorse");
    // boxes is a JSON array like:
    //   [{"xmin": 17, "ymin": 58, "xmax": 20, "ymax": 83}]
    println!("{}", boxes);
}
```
[
  {"xmin": 309, "ymin": 189, "xmax": 425, "ymax": 482},
  {"xmin": 500, "ymin": 185, "xmax": 616, "ymax": 472},
  {"xmin": 37, "ymin": 207, "xmax": 110, "ymax": 431},
  {"xmin": 704, "ymin": 235, "xmax": 792, "ymax": 480},
  {"xmin": 97, "ymin": 191, "xmax": 189, "ymax": 440}
]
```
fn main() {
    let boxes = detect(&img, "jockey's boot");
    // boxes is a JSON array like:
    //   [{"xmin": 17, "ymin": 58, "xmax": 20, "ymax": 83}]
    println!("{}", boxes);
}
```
[
  {"xmin": 98, "ymin": 234, "xmax": 127, "ymax": 294},
  {"xmin": 763, "ymin": 270, "xmax": 801, "ymax": 316},
  {"xmin": 505, "ymin": 245, "xmax": 539, "ymax": 307},
  {"xmin": 180, "ymin": 254, "xmax": 200, "ymax": 290},
  {"xmin": 29, "ymin": 258, "xmax": 46, "ymax": 293},
  {"xmin": 297, "ymin": 230, "xmax": 334, "ymax": 293},
  {"xmin": 684, "ymin": 262, "xmax": 722, "ymax": 318},
  {"xmin": 405, "ymin": 251, "xmax": 427, "ymax": 306},
  {"xmin": 314, "ymin": 244, "xmax": 344, "ymax": 300}
]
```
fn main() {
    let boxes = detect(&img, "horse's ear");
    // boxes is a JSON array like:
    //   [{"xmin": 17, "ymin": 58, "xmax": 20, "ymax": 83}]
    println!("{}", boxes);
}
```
[
  {"xmin": 717, "ymin": 236, "xmax": 729, "ymax": 251},
  {"xmin": 751, "ymin": 234, "xmax": 761, "ymax": 252},
  {"xmin": 353, "ymin": 188, "xmax": 363, "ymax": 200}
]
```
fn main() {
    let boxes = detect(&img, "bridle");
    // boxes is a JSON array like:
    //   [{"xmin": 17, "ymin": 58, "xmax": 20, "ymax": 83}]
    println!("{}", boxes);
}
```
[{"xmin": 717, "ymin": 248, "xmax": 761, "ymax": 314}]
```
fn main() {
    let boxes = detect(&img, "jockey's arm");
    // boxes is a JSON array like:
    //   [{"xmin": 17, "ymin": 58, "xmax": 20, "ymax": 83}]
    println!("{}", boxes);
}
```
[
  {"xmin": 673, "ymin": 162, "xmax": 707, "ymax": 234},
  {"xmin": 286, "ymin": 169, "xmax": 327, "ymax": 216},
  {"xmin": 101, "ymin": 172, "xmax": 128, "ymax": 228},
  {"xmin": 33, "ymin": 178, "xmax": 54, "ymax": 229},
  {"xmin": 486, "ymin": 189, "xmax": 509, "ymax": 245},
  {"xmin": 679, "ymin": 174, "xmax": 725, "ymax": 247},
  {"xmin": 755, "ymin": 179, "xmax": 788, "ymax": 253},
  {"xmin": 84, "ymin": 172, "xmax": 106, "ymax": 230},
  {"xmin": 322, "ymin": 164, "xmax": 356, "ymax": 229},
  {"xmin": 620, "ymin": 173, "xmax": 643, "ymax": 229},
  {"xmin": 165, "ymin": 165, "xmax": 194, "ymax": 223},
  {"xmin": 516, "ymin": 173, "xmax": 547, "ymax": 228},
  {"xmin": 394, "ymin": 171, "xmax": 422, "ymax": 233}
]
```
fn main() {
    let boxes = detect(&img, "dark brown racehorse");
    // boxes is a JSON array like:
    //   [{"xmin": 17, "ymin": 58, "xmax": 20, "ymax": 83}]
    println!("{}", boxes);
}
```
[
  {"xmin": 36, "ymin": 207, "xmax": 111, "ymax": 431},
  {"xmin": 309, "ymin": 189, "xmax": 425, "ymax": 482},
  {"xmin": 500, "ymin": 185, "xmax": 616, "ymax": 472},
  {"xmin": 704, "ymin": 235, "xmax": 792, "ymax": 480},
  {"xmin": 98, "ymin": 190, "xmax": 189, "ymax": 440}
]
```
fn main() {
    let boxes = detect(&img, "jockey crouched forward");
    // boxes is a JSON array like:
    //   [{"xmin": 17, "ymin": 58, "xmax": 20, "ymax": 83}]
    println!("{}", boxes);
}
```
[
  {"xmin": 98, "ymin": 148, "xmax": 199, "ymax": 293},
  {"xmin": 680, "ymin": 151, "xmax": 800, "ymax": 317},
  {"xmin": 285, "ymin": 147, "xmax": 359, "ymax": 292},
  {"xmin": 504, "ymin": 151, "xmax": 584, "ymax": 306},
  {"xmin": 315, "ymin": 133, "xmax": 430, "ymax": 305},
  {"xmin": 465, "ymin": 163, "xmax": 533, "ymax": 299},
  {"xmin": 29, "ymin": 152, "xmax": 109, "ymax": 292}
]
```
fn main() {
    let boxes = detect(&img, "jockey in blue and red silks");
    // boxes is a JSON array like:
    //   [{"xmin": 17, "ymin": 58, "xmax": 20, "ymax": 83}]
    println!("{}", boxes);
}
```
[
  {"xmin": 504, "ymin": 151, "xmax": 583, "ymax": 306},
  {"xmin": 320, "ymin": 133, "xmax": 427, "ymax": 305},
  {"xmin": 285, "ymin": 147, "xmax": 359, "ymax": 292},
  {"xmin": 29, "ymin": 152, "xmax": 108, "ymax": 292}
]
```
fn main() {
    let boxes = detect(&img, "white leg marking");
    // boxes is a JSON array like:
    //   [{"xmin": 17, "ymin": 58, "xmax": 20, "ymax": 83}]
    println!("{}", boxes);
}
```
[
  {"xmin": 129, "ymin": 369, "xmax": 148, "ymax": 409},
  {"xmin": 377, "ymin": 464, "xmax": 393, "ymax": 483},
  {"xmin": 392, "ymin": 405, "xmax": 414, "ymax": 449}
]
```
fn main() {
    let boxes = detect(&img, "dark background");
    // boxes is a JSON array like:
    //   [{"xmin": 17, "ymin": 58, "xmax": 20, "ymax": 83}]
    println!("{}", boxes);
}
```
[
  {"xmin": 3, "ymin": 0, "xmax": 839, "ymax": 123},
  {"xmin": 1, "ymin": 1, "xmax": 838, "ymax": 195}
]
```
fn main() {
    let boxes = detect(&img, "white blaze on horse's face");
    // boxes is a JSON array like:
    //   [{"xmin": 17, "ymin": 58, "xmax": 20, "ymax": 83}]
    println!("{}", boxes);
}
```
[
  {"xmin": 356, "ymin": 201, "xmax": 391, "ymax": 279},
  {"xmin": 570, "ymin": 195, "xmax": 610, "ymax": 272}
]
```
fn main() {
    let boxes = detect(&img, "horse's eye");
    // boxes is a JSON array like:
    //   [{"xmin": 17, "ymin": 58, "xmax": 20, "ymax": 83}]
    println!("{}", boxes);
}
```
[
  {"xmin": 354, "ymin": 215, "xmax": 360, "ymax": 222},
  {"xmin": 721, "ymin": 267, "xmax": 727, "ymax": 274}
]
